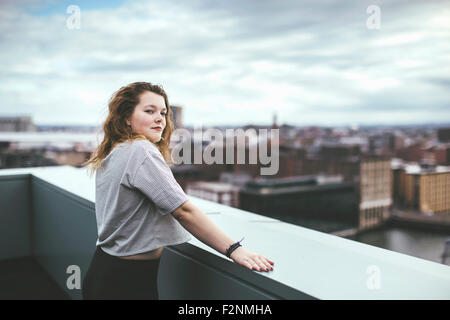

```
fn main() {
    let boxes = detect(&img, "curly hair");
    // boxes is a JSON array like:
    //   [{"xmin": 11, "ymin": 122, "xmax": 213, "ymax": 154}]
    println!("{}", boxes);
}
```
[{"xmin": 82, "ymin": 82, "xmax": 175, "ymax": 177}]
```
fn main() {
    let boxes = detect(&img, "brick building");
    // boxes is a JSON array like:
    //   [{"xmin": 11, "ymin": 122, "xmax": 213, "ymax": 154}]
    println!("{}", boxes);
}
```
[{"xmin": 300, "ymin": 145, "xmax": 392, "ymax": 230}]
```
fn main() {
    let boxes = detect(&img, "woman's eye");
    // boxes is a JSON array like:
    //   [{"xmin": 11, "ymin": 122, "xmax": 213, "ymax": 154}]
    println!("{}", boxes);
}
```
[{"xmin": 146, "ymin": 110, "xmax": 166, "ymax": 116}]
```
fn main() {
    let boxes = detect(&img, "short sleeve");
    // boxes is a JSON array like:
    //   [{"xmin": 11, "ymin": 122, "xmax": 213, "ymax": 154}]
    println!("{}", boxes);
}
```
[{"xmin": 132, "ymin": 153, "xmax": 188, "ymax": 215}]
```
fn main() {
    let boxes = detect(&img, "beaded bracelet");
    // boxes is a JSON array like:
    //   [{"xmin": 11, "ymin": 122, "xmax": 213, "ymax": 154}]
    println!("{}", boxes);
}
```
[{"xmin": 225, "ymin": 237, "xmax": 245, "ymax": 258}]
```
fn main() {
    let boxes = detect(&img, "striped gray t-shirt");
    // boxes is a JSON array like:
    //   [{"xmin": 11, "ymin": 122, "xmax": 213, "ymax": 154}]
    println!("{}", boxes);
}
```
[{"xmin": 95, "ymin": 139, "xmax": 191, "ymax": 256}]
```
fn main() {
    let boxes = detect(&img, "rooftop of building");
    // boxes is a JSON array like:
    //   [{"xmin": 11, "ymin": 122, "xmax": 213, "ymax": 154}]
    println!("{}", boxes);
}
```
[
  {"xmin": 241, "ymin": 183, "xmax": 355, "ymax": 196},
  {"xmin": 1, "ymin": 165, "xmax": 449, "ymax": 299},
  {"xmin": 391, "ymin": 158, "xmax": 450, "ymax": 174},
  {"xmin": 0, "ymin": 131, "xmax": 100, "ymax": 144},
  {"xmin": 307, "ymin": 153, "xmax": 392, "ymax": 163},
  {"xmin": 186, "ymin": 181, "xmax": 239, "ymax": 192},
  {"xmin": 241, "ymin": 175, "xmax": 352, "ymax": 196}
]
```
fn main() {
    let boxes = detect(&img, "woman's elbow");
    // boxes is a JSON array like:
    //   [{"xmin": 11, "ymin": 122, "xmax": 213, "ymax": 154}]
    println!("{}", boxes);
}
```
[{"xmin": 171, "ymin": 200, "xmax": 194, "ymax": 222}]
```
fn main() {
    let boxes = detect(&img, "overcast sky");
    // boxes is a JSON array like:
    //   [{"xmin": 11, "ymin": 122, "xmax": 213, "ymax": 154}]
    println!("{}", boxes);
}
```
[{"xmin": 1, "ymin": 0, "xmax": 449, "ymax": 127}]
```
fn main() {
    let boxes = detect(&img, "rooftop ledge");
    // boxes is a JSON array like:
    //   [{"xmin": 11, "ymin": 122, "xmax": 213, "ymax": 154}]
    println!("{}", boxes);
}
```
[{"xmin": 1, "ymin": 165, "xmax": 449, "ymax": 300}]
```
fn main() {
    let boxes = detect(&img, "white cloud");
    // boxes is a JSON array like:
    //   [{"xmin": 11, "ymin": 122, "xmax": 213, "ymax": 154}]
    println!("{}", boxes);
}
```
[
  {"xmin": 370, "ymin": 32, "xmax": 426, "ymax": 47},
  {"xmin": 0, "ymin": 0, "xmax": 449, "ymax": 127}
]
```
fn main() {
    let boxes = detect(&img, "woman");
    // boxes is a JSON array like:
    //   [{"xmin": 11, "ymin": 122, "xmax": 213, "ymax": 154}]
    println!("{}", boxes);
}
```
[{"xmin": 82, "ymin": 82, "xmax": 274, "ymax": 300}]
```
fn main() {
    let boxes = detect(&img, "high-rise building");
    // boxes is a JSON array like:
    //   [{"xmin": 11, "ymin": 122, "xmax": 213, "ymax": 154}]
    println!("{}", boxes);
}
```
[{"xmin": 359, "ymin": 156, "xmax": 392, "ymax": 229}]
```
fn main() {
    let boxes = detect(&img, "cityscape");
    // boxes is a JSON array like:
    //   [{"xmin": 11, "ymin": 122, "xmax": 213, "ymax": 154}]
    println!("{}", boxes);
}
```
[
  {"xmin": 1, "ymin": 0, "xmax": 449, "ymax": 301},
  {"xmin": 1, "ymin": 114, "xmax": 449, "ymax": 266}
]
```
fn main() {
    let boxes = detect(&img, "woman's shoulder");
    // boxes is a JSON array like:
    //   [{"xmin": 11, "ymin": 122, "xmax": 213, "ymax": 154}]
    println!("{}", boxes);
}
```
[{"xmin": 128, "ymin": 139, "xmax": 160, "ymax": 156}]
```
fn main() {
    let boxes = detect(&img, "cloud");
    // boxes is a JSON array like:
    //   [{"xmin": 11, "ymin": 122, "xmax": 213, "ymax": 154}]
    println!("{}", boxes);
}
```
[{"xmin": 0, "ymin": 0, "xmax": 449, "ymax": 127}]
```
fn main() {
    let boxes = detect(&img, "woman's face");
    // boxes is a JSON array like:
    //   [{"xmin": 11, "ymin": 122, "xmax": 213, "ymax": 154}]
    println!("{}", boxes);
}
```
[{"xmin": 127, "ymin": 91, "xmax": 167, "ymax": 143}]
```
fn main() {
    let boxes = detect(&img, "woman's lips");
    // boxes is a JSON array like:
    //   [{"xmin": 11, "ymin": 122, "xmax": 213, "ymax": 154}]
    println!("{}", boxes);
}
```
[{"xmin": 152, "ymin": 127, "xmax": 163, "ymax": 131}]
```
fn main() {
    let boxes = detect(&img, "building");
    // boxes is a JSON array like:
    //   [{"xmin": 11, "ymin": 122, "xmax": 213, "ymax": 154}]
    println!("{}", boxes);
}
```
[
  {"xmin": 368, "ymin": 132, "xmax": 405, "ymax": 156},
  {"xmin": 219, "ymin": 172, "xmax": 252, "ymax": 187},
  {"xmin": 396, "ymin": 143, "xmax": 426, "ymax": 162},
  {"xmin": 170, "ymin": 105, "xmax": 184, "ymax": 129},
  {"xmin": 301, "ymin": 148, "xmax": 392, "ymax": 230},
  {"xmin": 171, "ymin": 164, "xmax": 204, "ymax": 190},
  {"xmin": 0, "ymin": 116, "xmax": 37, "ymax": 132},
  {"xmin": 437, "ymin": 128, "xmax": 450, "ymax": 143},
  {"xmin": 302, "ymin": 156, "xmax": 360, "ymax": 183},
  {"xmin": 238, "ymin": 175, "xmax": 359, "ymax": 233},
  {"xmin": 276, "ymin": 145, "xmax": 306, "ymax": 178},
  {"xmin": 185, "ymin": 181, "xmax": 240, "ymax": 208},
  {"xmin": 394, "ymin": 161, "xmax": 450, "ymax": 214},
  {"xmin": 0, "ymin": 132, "xmax": 98, "ymax": 169},
  {"xmin": 391, "ymin": 158, "xmax": 404, "ymax": 203},
  {"xmin": 433, "ymin": 144, "xmax": 450, "ymax": 166},
  {"xmin": 359, "ymin": 155, "xmax": 392, "ymax": 229},
  {"xmin": 0, "ymin": 149, "xmax": 57, "ymax": 169},
  {"xmin": 319, "ymin": 143, "xmax": 361, "ymax": 159}
]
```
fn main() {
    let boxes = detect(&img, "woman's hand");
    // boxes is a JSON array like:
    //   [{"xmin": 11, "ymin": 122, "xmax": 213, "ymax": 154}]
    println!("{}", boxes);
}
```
[{"xmin": 230, "ymin": 246, "xmax": 274, "ymax": 272}]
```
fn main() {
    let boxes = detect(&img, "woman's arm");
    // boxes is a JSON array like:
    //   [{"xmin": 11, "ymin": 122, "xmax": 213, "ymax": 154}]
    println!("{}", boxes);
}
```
[{"xmin": 171, "ymin": 200, "xmax": 274, "ymax": 272}]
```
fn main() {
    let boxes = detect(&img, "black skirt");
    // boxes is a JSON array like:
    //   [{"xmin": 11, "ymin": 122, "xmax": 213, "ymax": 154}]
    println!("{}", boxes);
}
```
[{"xmin": 82, "ymin": 246, "xmax": 160, "ymax": 300}]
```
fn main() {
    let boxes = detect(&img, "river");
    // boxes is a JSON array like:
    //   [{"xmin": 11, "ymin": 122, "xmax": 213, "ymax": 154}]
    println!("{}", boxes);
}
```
[
  {"xmin": 258, "ymin": 213, "xmax": 450, "ymax": 266},
  {"xmin": 349, "ymin": 226, "xmax": 450, "ymax": 266}
]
